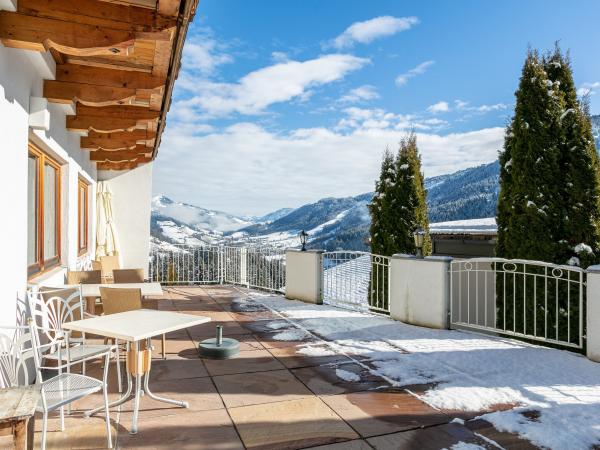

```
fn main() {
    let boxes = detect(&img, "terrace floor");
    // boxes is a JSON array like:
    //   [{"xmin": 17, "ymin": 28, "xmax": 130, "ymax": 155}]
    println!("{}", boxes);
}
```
[{"xmin": 4, "ymin": 286, "xmax": 567, "ymax": 449}]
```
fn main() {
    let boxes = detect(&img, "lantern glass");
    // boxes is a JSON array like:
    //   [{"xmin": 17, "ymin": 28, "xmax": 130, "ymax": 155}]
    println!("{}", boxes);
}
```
[
  {"xmin": 413, "ymin": 228, "xmax": 425, "ymax": 257},
  {"xmin": 299, "ymin": 230, "xmax": 308, "ymax": 251}
]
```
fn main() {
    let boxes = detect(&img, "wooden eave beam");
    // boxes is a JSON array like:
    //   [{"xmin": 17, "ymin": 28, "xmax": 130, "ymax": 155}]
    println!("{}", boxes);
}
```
[
  {"xmin": 67, "ymin": 116, "xmax": 158, "ymax": 133},
  {"xmin": 97, "ymin": 161, "xmax": 142, "ymax": 171},
  {"xmin": 56, "ymin": 64, "xmax": 165, "ymax": 90},
  {"xmin": 44, "ymin": 79, "xmax": 163, "ymax": 108},
  {"xmin": 0, "ymin": 11, "xmax": 170, "ymax": 57},
  {"xmin": 18, "ymin": 0, "xmax": 177, "ymax": 32},
  {"xmin": 90, "ymin": 150, "xmax": 151, "ymax": 161},
  {"xmin": 81, "ymin": 129, "xmax": 157, "ymax": 149}
]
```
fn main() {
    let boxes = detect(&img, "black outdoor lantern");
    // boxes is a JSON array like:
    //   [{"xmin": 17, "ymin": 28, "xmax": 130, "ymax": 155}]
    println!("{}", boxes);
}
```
[
  {"xmin": 413, "ymin": 227, "xmax": 425, "ymax": 258},
  {"xmin": 299, "ymin": 230, "xmax": 308, "ymax": 251}
]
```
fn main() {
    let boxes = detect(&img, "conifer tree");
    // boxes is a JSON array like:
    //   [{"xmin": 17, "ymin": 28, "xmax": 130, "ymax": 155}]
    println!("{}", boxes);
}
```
[
  {"xmin": 497, "ymin": 49, "xmax": 564, "ymax": 262},
  {"xmin": 390, "ymin": 132, "xmax": 431, "ymax": 255},
  {"xmin": 368, "ymin": 132, "xmax": 431, "ymax": 257},
  {"xmin": 369, "ymin": 148, "xmax": 395, "ymax": 256},
  {"xmin": 544, "ymin": 45, "xmax": 600, "ymax": 267}
]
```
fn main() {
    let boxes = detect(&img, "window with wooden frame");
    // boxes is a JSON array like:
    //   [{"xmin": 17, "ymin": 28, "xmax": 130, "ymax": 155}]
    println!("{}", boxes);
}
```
[
  {"xmin": 78, "ymin": 178, "xmax": 89, "ymax": 255},
  {"xmin": 27, "ymin": 143, "xmax": 61, "ymax": 277}
]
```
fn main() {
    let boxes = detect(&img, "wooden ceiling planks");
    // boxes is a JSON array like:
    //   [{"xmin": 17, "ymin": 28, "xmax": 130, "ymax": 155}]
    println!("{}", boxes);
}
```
[{"xmin": 0, "ymin": 0, "xmax": 197, "ymax": 170}]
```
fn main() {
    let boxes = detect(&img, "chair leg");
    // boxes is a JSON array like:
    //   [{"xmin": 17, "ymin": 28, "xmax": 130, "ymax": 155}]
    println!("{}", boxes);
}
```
[
  {"xmin": 115, "ymin": 340, "xmax": 122, "ymax": 393},
  {"xmin": 41, "ymin": 411, "xmax": 48, "ymax": 450},
  {"xmin": 103, "ymin": 353, "xmax": 113, "ymax": 449},
  {"xmin": 161, "ymin": 334, "xmax": 166, "ymax": 359},
  {"xmin": 59, "ymin": 406, "xmax": 65, "ymax": 431}
]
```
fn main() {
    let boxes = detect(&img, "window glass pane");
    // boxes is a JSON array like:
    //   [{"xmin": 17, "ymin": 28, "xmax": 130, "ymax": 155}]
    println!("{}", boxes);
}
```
[
  {"xmin": 43, "ymin": 164, "xmax": 57, "ymax": 260},
  {"xmin": 79, "ymin": 186, "xmax": 86, "ymax": 249},
  {"xmin": 27, "ymin": 156, "xmax": 38, "ymax": 265}
]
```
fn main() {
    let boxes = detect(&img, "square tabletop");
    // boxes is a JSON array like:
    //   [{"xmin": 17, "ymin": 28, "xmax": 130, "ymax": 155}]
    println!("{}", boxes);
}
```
[
  {"xmin": 61, "ymin": 309, "xmax": 210, "ymax": 342},
  {"xmin": 65, "ymin": 282, "xmax": 164, "ymax": 297}
]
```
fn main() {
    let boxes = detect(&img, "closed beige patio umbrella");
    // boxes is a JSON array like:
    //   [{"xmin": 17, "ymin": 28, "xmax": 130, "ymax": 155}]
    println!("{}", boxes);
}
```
[{"xmin": 95, "ymin": 181, "xmax": 119, "ymax": 259}]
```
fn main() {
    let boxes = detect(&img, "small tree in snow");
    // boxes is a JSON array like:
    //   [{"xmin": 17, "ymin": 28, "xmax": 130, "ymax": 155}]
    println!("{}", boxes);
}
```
[{"xmin": 369, "ymin": 132, "xmax": 431, "ymax": 256}]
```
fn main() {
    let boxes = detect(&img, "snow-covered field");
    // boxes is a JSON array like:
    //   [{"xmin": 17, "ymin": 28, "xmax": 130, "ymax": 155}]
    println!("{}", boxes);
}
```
[{"xmin": 238, "ymin": 293, "xmax": 600, "ymax": 450}]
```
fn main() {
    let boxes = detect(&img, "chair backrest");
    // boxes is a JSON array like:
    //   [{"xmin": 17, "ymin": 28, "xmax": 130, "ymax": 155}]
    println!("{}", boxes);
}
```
[
  {"xmin": 100, "ymin": 255, "xmax": 120, "ymax": 279},
  {"xmin": 67, "ymin": 270, "xmax": 102, "ymax": 285},
  {"xmin": 112, "ymin": 268, "xmax": 145, "ymax": 283},
  {"xmin": 0, "ymin": 326, "xmax": 35, "ymax": 388},
  {"xmin": 28, "ymin": 287, "xmax": 83, "ymax": 347},
  {"xmin": 100, "ymin": 287, "xmax": 142, "ymax": 315}
]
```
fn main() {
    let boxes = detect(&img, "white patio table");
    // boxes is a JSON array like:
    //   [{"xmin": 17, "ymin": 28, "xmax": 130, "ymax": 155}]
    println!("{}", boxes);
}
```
[
  {"xmin": 73, "ymin": 282, "xmax": 164, "ymax": 298},
  {"xmin": 62, "ymin": 309, "xmax": 210, "ymax": 434}
]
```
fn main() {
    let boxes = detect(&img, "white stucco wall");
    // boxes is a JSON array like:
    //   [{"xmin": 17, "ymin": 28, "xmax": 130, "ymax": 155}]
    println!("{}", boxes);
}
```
[
  {"xmin": 390, "ymin": 254, "xmax": 453, "ymax": 329},
  {"xmin": 0, "ymin": 44, "xmax": 97, "ymax": 324},
  {"xmin": 586, "ymin": 266, "xmax": 600, "ymax": 363},
  {"xmin": 285, "ymin": 250, "xmax": 323, "ymax": 304},
  {"xmin": 100, "ymin": 163, "xmax": 153, "ymax": 277}
]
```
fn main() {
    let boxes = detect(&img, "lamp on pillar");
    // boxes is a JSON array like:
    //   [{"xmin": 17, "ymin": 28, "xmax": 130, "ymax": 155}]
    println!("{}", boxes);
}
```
[
  {"xmin": 299, "ymin": 230, "xmax": 308, "ymax": 251},
  {"xmin": 413, "ymin": 227, "xmax": 425, "ymax": 258}
]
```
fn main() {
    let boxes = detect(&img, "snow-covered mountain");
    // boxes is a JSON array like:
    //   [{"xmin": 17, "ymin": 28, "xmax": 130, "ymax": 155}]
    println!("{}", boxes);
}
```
[{"xmin": 152, "ymin": 160, "xmax": 501, "ymax": 251}]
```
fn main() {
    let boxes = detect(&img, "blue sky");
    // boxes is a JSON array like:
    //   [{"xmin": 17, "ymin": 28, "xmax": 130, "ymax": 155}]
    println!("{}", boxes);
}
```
[{"xmin": 153, "ymin": 0, "xmax": 600, "ymax": 215}]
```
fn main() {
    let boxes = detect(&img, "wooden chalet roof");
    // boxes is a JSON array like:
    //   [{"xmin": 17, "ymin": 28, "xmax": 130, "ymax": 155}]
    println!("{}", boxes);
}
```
[{"xmin": 0, "ymin": 0, "xmax": 198, "ymax": 170}]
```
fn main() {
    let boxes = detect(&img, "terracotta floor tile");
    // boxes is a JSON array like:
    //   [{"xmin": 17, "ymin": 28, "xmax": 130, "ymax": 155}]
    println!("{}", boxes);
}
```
[
  {"xmin": 203, "ymin": 349, "xmax": 285, "ymax": 376},
  {"xmin": 309, "ymin": 439, "xmax": 373, "ymax": 450},
  {"xmin": 228, "ymin": 397, "xmax": 359, "ymax": 450},
  {"xmin": 33, "ymin": 415, "xmax": 116, "ymax": 450},
  {"xmin": 213, "ymin": 369, "xmax": 313, "ymax": 408},
  {"xmin": 116, "ymin": 408, "xmax": 244, "ymax": 449},
  {"xmin": 321, "ymin": 389, "xmax": 450, "ymax": 438},
  {"xmin": 292, "ymin": 363, "xmax": 389, "ymax": 396},
  {"xmin": 367, "ymin": 422, "xmax": 490, "ymax": 450},
  {"xmin": 118, "ymin": 376, "xmax": 224, "ymax": 420},
  {"xmin": 466, "ymin": 418, "xmax": 540, "ymax": 450},
  {"xmin": 148, "ymin": 358, "xmax": 209, "ymax": 381},
  {"xmin": 267, "ymin": 344, "xmax": 352, "ymax": 369}
]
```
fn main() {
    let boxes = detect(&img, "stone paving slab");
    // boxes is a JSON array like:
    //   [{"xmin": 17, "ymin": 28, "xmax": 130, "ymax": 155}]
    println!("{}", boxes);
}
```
[
  {"xmin": 228, "ymin": 397, "xmax": 359, "ymax": 450},
  {"xmin": 321, "ymin": 389, "xmax": 450, "ymax": 438},
  {"xmin": 213, "ymin": 369, "xmax": 313, "ymax": 408}
]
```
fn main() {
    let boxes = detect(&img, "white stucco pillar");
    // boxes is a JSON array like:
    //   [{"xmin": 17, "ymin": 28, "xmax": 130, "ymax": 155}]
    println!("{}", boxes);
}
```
[
  {"xmin": 586, "ymin": 265, "xmax": 600, "ymax": 362},
  {"xmin": 285, "ymin": 249, "xmax": 323, "ymax": 304},
  {"xmin": 390, "ymin": 254, "xmax": 453, "ymax": 329}
]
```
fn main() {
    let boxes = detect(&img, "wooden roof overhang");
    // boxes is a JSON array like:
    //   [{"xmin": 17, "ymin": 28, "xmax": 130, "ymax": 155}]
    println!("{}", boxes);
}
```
[{"xmin": 0, "ymin": 0, "xmax": 197, "ymax": 170}]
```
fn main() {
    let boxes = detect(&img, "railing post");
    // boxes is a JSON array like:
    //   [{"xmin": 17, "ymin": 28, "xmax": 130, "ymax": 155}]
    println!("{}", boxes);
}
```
[
  {"xmin": 285, "ymin": 249, "xmax": 324, "ymax": 304},
  {"xmin": 389, "ymin": 254, "xmax": 453, "ymax": 329},
  {"xmin": 586, "ymin": 265, "xmax": 600, "ymax": 362}
]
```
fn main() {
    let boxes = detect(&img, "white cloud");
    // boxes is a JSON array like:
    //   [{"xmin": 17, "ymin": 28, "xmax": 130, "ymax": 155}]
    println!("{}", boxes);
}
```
[
  {"xmin": 155, "ymin": 120, "xmax": 503, "ymax": 215},
  {"xmin": 578, "ymin": 81, "xmax": 600, "ymax": 96},
  {"xmin": 453, "ymin": 100, "xmax": 509, "ymax": 114},
  {"xmin": 427, "ymin": 101, "xmax": 450, "ymax": 113},
  {"xmin": 336, "ymin": 107, "xmax": 448, "ymax": 131},
  {"xmin": 331, "ymin": 16, "xmax": 419, "ymax": 49},
  {"xmin": 179, "ymin": 54, "xmax": 370, "ymax": 117},
  {"xmin": 339, "ymin": 85, "xmax": 380, "ymax": 103},
  {"xmin": 271, "ymin": 51, "xmax": 289, "ymax": 63},
  {"xmin": 395, "ymin": 60, "xmax": 435, "ymax": 86},
  {"xmin": 181, "ymin": 34, "xmax": 232, "ymax": 76}
]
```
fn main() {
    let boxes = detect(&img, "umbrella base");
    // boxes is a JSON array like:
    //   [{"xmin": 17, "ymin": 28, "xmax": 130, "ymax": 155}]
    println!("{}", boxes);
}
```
[{"xmin": 198, "ymin": 337, "xmax": 240, "ymax": 359}]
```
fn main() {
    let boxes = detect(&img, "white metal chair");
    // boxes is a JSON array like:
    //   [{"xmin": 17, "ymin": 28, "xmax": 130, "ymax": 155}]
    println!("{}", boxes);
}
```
[
  {"xmin": 28, "ymin": 287, "xmax": 123, "ymax": 393},
  {"xmin": 0, "ymin": 325, "xmax": 113, "ymax": 450}
]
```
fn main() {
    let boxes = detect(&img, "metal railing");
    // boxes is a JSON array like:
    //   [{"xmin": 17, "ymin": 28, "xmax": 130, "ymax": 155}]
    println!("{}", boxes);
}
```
[
  {"xmin": 149, "ymin": 245, "xmax": 286, "ymax": 293},
  {"xmin": 449, "ymin": 258, "xmax": 585, "ymax": 349},
  {"xmin": 322, "ymin": 251, "xmax": 390, "ymax": 314}
]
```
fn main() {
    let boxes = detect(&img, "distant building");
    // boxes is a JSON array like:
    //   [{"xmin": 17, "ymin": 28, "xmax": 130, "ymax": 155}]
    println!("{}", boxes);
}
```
[{"xmin": 430, "ymin": 218, "xmax": 497, "ymax": 258}]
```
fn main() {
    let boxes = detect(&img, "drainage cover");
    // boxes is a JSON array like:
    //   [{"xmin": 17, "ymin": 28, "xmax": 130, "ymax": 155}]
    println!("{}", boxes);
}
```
[{"xmin": 198, "ymin": 325, "xmax": 240, "ymax": 359}]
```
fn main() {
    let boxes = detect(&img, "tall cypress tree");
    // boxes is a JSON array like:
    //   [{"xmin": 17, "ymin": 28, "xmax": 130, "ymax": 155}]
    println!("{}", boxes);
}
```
[
  {"xmin": 369, "ymin": 132, "xmax": 431, "ymax": 257},
  {"xmin": 369, "ymin": 149, "xmax": 396, "ymax": 256},
  {"xmin": 497, "ymin": 49, "xmax": 564, "ymax": 261},
  {"xmin": 544, "ymin": 45, "xmax": 600, "ymax": 267},
  {"xmin": 390, "ymin": 132, "xmax": 431, "ymax": 255}
]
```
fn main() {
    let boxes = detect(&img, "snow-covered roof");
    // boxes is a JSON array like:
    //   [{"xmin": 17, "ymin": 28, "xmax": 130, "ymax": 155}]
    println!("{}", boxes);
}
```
[{"xmin": 429, "ymin": 217, "xmax": 497, "ymax": 235}]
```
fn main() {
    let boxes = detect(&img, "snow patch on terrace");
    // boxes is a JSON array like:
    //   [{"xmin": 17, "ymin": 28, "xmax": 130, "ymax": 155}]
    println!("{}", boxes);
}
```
[{"xmin": 237, "ymin": 294, "xmax": 600, "ymax": 450}]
